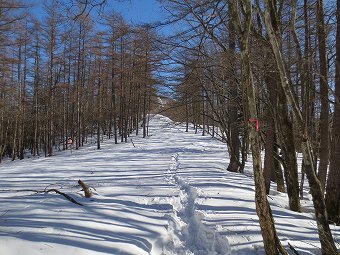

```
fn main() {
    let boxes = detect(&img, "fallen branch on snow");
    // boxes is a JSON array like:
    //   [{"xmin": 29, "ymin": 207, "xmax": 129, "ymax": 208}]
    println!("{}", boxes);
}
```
[
  {"xmin": 288, "ymin": 242, "xmax": 300, "ymax": 255},
  {"xmin": 45, "ymin": 189, "xmax": 83, "ymax": 206},
  {"xmin": 0, "ymin": 184, "xmax": 84, "ymax": 206},
  {"xmin": 78, "ymin": 179, "xmax": 93, "ymax": 198}
]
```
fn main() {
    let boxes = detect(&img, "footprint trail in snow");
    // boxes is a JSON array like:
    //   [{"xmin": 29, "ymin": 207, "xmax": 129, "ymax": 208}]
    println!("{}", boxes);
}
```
[{"xmin": 164, "ymin": 153, "xmax": 231, "ymax": 255}]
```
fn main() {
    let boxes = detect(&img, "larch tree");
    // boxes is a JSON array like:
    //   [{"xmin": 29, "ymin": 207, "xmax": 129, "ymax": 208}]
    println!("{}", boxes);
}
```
[
  {"xmin": 316, "ymin": 0, "xmax": 330, "ymax": 193},
  {"xmin": 325, "ymin": 0, "xmax": 340, "ymax": 228},
  {"xmin": 0, "ymin": 3, "xmax": 160, "ymax": 162}
]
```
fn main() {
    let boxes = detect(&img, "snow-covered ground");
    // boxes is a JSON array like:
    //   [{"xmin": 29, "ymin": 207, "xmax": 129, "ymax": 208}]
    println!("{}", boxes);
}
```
[{"xmin": 0, "ymin": 115, "xmax": 339, "ymax": 255}]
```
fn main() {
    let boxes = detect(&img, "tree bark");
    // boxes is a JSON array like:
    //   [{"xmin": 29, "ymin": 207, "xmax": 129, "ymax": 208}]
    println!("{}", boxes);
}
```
[
  {"xmin": 325, "ymin": 0, "xmax": 340, "ymax": 227},
  {"xmin": 277, "ymin": 84, "xmax": 301, "ymax": 212},
  {"xmin": 264, "ymin": 69, "xmax": 285, "ymax": 193},
  {"xmin": 263, "ymin": 106, "xmax": 275, "ymax": 195},
  {"xmin": 316, "ymin": 0, "xmax": 330, "ymax": 193},
  {"xmin": 227, "ymin": 14, "xmax": 241, "ymax": 173}
]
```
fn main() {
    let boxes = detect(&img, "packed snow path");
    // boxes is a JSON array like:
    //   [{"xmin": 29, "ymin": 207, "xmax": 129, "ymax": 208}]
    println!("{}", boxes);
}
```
[
  {"xmin": 165, "ymin": 153, "xmax": 231, "ymax": 254},
  {"xmin": 0, "ymin": 115, "xmax": 339, "ymax": 255}
]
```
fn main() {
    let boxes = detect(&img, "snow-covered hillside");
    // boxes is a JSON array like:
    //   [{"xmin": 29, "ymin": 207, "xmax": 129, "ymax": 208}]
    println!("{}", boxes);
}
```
[{"xmin": 0, "ymin": 115, "xmax": 339, "ymax": 255}]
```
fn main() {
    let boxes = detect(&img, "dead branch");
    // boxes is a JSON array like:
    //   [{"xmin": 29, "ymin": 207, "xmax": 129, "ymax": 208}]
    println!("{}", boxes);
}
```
[
  {"xmin": 45, "ymin": 189, "xmax": 83, "ymax": 206},
  {"xmin": 288, "ymin": 242, "xmax": 300, "ymax": 255},
  {"xmin": 78, "ymin": 179, "xmax": 93, "ymax": 198},
  {"xmin": 0, "ymin": 186, "xmax": 83, "ymax": 206}
]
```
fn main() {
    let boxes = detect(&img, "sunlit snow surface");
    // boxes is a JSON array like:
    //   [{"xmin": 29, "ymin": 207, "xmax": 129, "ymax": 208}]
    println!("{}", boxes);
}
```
[{"xmin": 0, "ymin": 115, "xmax": 339, "ymax": 255}]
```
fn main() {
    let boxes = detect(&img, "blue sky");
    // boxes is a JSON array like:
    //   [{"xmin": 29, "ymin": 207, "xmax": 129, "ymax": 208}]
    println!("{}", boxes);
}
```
[
  {"xmin": 31, "ymin": 0, "xmax": 166, "ymax": 23},
  {"xmin": 31, "ymin": 0, "xmax": 171, "ymax": 34},
  {"xmin": 107, "ymin": 0, "xmax": 173, "ymax": 35},
  {"xmin": 109, "ymin": 0, "xmax": 166, "ymax": 25}
]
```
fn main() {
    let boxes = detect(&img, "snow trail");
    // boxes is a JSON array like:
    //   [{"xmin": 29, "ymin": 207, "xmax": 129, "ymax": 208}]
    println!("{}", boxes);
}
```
[{"xmin": 166, "ymin": 153, "xmax": 231, "ymax": 255}]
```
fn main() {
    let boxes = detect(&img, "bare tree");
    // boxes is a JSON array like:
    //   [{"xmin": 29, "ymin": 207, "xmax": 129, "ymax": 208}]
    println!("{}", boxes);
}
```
[
  {"xmin": 325, "ymin": 0, "xmax": 340, "ymax": 228},
  {"xmin": 316, "ymin": 0, "xmax": 330, "ymax": 194},
  {"xmin": 262, "ymin": 0, "xmax": 338, "ymax": 254},
  {"xmin": 230, "ymin": 1, "xmax": 287, "ymax": 254}
]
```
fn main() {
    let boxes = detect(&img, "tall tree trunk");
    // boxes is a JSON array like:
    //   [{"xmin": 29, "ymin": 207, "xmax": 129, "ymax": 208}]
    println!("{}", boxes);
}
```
[
  {"xmin": 263, "ymin": 1, "xmax": 339, "ymax": 253},
  {"xmin": 111, "ymin": 54, "xmax": 118, "ymax": 144},
  {"xmin": 301, "ymin": 0, "xmax": 317, "ymax": 201},
  {"xmin": 143, "ymin": 89, "xmax": 147, "ymax": 138},
  {"xmin": 201, "ymin": 87, "xmax": 206, "ymax": 136},
  {"xmin": 227, "ymin": 13, "xmax": 241, "ymax": 173},
  {"xmin": 76, "ymin": 24, "xmax": 82, "ymax": 150},
  {"xmin": 19, "ymin": 26, "xmax": 28, "ymax": 160},
  {"xmin": 263, "ymin": 104, "xmax": 275, "ymax": 194},
  {"xmin": 33, "ymin": 39, "xmax": 40, "ymax": 156},
  {"xmin": 325, "ymin": 0, "xmax": 340, "ymax": 227},
  {"xmin": 97, "ymin": 60, "xmax": 102, "ymax": 150},
  {"xmin": 264, "ymin": 70, "xmax": 285, "ymax": 193},
  {"xmin": 277, "ymin": 84, "xmax": 301, "ymax": 212},
  {"xmin": 316, "ymin": 0, "xmax": 330, "ymax": 193}
]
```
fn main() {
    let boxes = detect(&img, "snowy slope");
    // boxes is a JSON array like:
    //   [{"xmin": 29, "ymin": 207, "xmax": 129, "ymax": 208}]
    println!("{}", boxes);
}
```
[{"xmin": 0, "ymin": 115, "xmax": 339, "ymax": 255}]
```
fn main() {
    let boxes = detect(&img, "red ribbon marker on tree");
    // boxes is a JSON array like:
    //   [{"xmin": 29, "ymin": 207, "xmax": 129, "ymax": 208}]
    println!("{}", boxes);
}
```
[{"xmin": 248, "ymin": 118, "xmax": 260, "ymax": 132}]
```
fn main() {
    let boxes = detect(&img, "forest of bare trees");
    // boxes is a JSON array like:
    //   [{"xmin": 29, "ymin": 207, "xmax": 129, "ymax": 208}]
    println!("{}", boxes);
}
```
[
  {"xmin": 0, "ymin": 0, "xmax": 160, "ymax": 162},
  {"xmin": 1, "ymin": 0, "xmax": 340, "ymax": 254}
]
